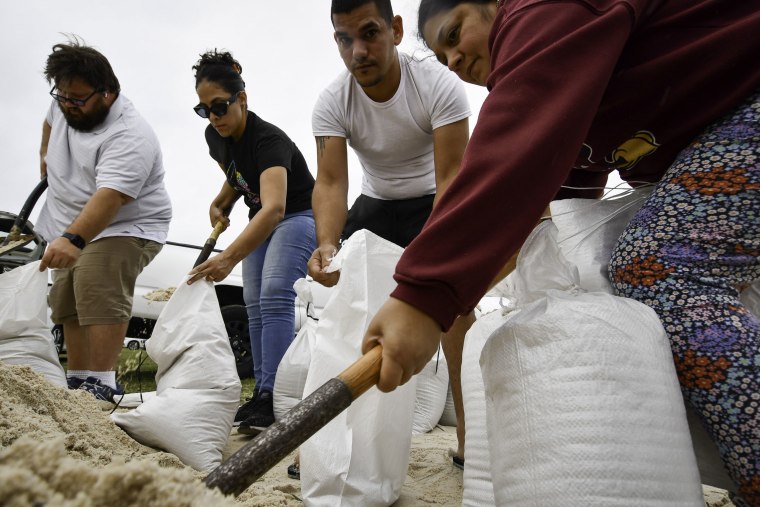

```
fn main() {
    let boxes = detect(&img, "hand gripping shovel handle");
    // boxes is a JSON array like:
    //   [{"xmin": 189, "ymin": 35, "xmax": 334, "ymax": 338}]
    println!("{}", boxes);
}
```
[
  {"xmin": 1, "ymin": 177, "xmax": 48, "ymax": 248},
  {"xmin": 193, "ymin": 221, "xmax": 225, "ymax": 268},
  {"xmin": 204, "ymin": 344, "xmax": 383, "ymax": 496}
]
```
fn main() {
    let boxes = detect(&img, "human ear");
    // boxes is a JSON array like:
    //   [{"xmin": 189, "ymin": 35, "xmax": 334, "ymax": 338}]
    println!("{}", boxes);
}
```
[{"xmin": 392, "ymin": 15, "xmax": 404, "ymax": 46}]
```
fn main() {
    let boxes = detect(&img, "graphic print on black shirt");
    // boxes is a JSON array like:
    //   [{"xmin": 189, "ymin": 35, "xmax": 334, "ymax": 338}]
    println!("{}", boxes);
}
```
[{"xmin": 224, "ymin": 157, "xmax": 262, "ymax": 210}]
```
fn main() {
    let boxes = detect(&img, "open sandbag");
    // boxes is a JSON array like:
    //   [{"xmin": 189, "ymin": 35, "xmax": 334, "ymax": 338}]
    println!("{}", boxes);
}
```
[
  {"xmin": 0, "ymin": 261, "xmax": 65, "ymax": 387},
  {"xmin": 111, "ymin": 276, "xmax": 241, "ymax": 472},
  {"xmin": 300, "ymin": 230, "xmax": 417, "ymax": 507},
  {"xmin": 481, "ymin": 221, "xmax": 704, "ymax": 506},
  {"xmin": 549, "ymin": 187, "xmax": 652, "ymax": 293}
]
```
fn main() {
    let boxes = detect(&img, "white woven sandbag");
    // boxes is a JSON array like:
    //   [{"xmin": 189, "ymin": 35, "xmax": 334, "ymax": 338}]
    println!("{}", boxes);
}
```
[
  {"xmin": 274, "ymin": 315, "xmax": 317, "ymax": 421},
  {"xmin": 300, "ymin": 230, "xmax": 416, "ymax": 507},
  {"xmin": 412, "ymin": 347, "xmax": 449, "ymax": 435},
  {"xmin": 480, "ymin": 222, "xmax": 703, "ymax": 506},
  {"xmin": 0, "ymin": 261, "xmax": 65, "ymax": 387},
  {"xmin": 461, "ymin": 307, "xmax": 515, "ymax": 507},
  {"xmin": 741, "ymin": 279, "xmax": 760, "ymax": 317},
  {"xmin": 439, "ymin": 388, "xmax": 458, "ymax": 427},
  {"xmin": 112, "ymin": 276, "xmax": 240, "ymax": 472},
  {"xmin": 549, "ymin": 187, "xmax": 651, "ymax": 293}
]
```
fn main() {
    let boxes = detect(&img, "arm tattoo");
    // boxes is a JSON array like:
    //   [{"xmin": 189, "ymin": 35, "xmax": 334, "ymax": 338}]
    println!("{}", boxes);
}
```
[{"xmin": 316, "ymin": 136, "xmax": 331, "ymax": 158}]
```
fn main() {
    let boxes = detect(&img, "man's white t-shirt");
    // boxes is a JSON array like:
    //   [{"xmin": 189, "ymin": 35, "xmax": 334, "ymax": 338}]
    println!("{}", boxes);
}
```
[
  {"xmin": 312, "ymin": 52, "xmax": 470, "ymax": 200},
  {"xmin": 38, "ymin": 95, "xmax": 172, "ymax": 243}
]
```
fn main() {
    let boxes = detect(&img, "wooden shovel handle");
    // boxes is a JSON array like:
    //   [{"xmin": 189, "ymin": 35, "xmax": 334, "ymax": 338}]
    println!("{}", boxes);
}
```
[
  {"xmin": 204, "ymin": 345, "xmax": 383, "ymax": 496},
  {"xmin": 337, "ymin": 342, "xmax": 382, "ymax": 398}
]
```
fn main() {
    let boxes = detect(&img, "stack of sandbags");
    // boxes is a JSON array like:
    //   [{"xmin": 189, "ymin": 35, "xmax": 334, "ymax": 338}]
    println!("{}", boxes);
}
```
[{"xmin": 0, "ymin": 261, "xmax": 65, "ymax": 387}]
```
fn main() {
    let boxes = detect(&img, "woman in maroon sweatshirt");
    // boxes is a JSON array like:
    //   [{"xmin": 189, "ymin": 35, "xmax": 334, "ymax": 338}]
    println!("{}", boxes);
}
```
[{"xmin": 360, "ymin": 0, "xmax": 759, "ymax": 503}]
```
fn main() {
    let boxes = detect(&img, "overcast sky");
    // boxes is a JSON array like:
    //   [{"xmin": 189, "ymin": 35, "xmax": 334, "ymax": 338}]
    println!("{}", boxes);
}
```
[
  {"xmin": 0, "ymin": 0, "xmax": 487, "ymax": 248},
  {"xmin": 1, "ymin": 0, "xmax": 623, "ymax": 249}
]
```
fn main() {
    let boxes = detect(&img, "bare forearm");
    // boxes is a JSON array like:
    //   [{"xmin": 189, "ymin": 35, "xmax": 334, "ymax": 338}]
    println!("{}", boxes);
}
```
[
  {"xmin": 67, "ymin": 187, "xmax": 132, "ymax": 242},
  {"xmin": 213, "ymin": 182, "xmax": 240, "ymax": 212},
  {"xmin": 312, "ymin": 179, "xmax": 348, "ymax": 247},
  {"xmin": 40, "ymin": 120, "xmax": 51, "ymax": 178},
  {"xmin": 223, "ymin": 206, "xmax": 283, "ymax": 264}
]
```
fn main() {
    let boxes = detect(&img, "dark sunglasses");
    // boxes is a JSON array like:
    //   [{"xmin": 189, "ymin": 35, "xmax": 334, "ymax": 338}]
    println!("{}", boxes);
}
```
[
  {"xmin": 193, "ymin": 92, "xmax": 241, "ymax": 119},
  {"xmin": 49, "ymin": 86, "xmax": 102, "ymax": 107}
]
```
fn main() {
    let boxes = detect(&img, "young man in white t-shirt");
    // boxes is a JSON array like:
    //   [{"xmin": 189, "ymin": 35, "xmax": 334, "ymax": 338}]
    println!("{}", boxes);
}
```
[
  {"xmin": 306, "ymin": 0, "xmax": 473, "ymax": 474},
  {"xmin": 37, "ymin": 39, "xmax": 172, "ymax": 403}
]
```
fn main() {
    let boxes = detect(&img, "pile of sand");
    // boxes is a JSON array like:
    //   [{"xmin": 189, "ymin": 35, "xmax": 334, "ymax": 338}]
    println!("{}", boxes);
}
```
[
  {"xmin": 0, "ymin": 362, "xmax": 299, "ymax": 506},
  {"xmin": 143, "ymin": 287, "xmax": 175, "ymax": 302}
]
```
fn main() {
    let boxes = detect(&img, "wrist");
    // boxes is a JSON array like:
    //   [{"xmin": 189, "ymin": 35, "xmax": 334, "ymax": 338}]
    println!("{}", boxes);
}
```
[{"xmin": 61, "ymin": 232, "xmax": 86, "ymax": 249}]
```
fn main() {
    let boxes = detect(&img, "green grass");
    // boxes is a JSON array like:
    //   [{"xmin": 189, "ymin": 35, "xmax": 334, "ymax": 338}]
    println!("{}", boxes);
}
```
[{"xmin": 61, "ymin": 348, "xmax": 255, "ymax": 403}]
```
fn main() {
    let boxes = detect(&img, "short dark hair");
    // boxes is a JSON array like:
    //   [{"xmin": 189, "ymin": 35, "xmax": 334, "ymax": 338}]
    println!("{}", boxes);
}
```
[
  {"xmin": 44, "ymin": 36, "xmax": 120, "ymax": 94},
  {"xmin": 418, "ymin": 0, "xmax": 492, "ymax": 46},
  {"xmin": 331, "ymin": 0, "xmax": 394, "ymax": 26},
  {"xmin": 192, "ymin": 49, "xmax": 246, "ymax": 94}
]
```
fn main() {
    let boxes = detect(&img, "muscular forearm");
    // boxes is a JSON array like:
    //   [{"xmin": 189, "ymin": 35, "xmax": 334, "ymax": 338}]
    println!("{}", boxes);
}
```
[
  {"xmin": 312, "ymin": 179, "xmax": 348, "ymax": 248},
  {"xmin": 67, "ymin": 187, "xmax": 133, "ymax": 242}
]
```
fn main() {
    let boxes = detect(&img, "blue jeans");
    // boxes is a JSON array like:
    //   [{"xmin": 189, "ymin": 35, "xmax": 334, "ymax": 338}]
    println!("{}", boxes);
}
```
[{"xmin": 242, "ymin": 210, "xmax": 315, "ymax": 393}]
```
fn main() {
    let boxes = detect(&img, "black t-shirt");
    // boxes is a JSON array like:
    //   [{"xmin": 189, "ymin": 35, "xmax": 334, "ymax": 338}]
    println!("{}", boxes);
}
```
[{"xmin": 205, "ymin": 112, "xmax": 314, "ymax": 218}]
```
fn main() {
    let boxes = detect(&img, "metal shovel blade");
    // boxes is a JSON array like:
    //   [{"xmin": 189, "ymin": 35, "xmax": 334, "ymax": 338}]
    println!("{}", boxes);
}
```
[{"xmin": 0, "ymin": 235, "xmax": 34, "ymax": 256}]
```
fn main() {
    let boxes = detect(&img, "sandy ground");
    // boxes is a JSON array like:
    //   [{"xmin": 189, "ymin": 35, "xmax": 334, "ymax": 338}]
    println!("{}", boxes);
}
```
[
  {"xmin": 0, "ymin": 361, "xmax": 734, "ymax": 506},
  {"xmin": 222, "ymin": 425, "xmax": 463, "ymax": 506}
]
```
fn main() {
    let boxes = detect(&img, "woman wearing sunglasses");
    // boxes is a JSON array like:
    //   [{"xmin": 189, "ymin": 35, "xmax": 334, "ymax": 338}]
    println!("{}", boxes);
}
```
[
  {"xmin": 361, "ymin": 0, "xmax": 759, "ymax": 504},
  {"xmin": 189, "ymin": 50, "xmax": 316, "ymax": 434}
]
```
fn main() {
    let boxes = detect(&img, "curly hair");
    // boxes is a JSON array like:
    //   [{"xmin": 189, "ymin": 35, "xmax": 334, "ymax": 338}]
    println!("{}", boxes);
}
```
[
  {"xmin": 44, "ymin": 35, "xmax": 120, "ymax": 94},
  {"xmin": 192, "ymin": 49, "xmax": 245, "ymax": 94}
]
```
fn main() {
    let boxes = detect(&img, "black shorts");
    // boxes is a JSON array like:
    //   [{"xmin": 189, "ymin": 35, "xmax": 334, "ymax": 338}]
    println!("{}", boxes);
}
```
[{"xmin": 342, "ymin": 194, "xmax": 435, "ymax": 248}]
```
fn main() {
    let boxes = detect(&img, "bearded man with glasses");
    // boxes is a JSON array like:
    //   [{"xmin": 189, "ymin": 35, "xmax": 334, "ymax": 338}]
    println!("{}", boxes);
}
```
[{"xmin": 37, "ymin": 37, "xmax": 172, "ymax": 403}]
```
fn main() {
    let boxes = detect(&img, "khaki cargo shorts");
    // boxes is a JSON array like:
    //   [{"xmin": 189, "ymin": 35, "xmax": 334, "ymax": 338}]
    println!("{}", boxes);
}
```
[{"xmin": 49, "ymin": 236, "xmax": 162, "ymax": 325}]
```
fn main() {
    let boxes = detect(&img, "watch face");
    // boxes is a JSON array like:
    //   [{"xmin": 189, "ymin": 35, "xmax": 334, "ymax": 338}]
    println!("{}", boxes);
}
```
[{"xmin": 62, "ymin": 232, "xmax": 85, "ymax": 249}]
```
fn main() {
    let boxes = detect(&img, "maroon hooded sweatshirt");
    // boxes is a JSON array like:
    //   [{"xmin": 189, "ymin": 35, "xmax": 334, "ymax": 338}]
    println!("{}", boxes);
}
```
[{"xmin": 392, "ymin": 0, "xmax": 760, "ymax": 330}]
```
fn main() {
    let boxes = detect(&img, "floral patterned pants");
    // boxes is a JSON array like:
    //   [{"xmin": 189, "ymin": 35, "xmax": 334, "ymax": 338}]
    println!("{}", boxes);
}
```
[{"xmin": 610, "ymin": 91, "xmax": 759, "ymax": 507}]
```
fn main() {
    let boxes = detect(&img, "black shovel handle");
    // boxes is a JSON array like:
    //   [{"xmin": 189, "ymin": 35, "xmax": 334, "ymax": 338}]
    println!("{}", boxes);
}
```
[
  {"xmin": 193, "ymin": 221, "xmax": 225, "ymax": 268},
  {"xmin": 1, "ymin": 177, "xmax": 48, "ymax": 246}
]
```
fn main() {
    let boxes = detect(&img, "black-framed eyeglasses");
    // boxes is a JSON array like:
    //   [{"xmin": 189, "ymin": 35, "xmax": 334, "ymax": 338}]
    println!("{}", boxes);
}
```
[
  {"xmin": 49, "ymin": 86, "xmax": 102, "ymax": 107},
  {"xmin": 193, "ymin": 92, "xmax": 241, "ymax": 119}
]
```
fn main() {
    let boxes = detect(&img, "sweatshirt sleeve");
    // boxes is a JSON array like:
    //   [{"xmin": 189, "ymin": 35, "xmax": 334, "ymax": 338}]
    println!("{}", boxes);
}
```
[{"xmin": 391, "ymin": 0, "xmax": 635, "ymax": 330}]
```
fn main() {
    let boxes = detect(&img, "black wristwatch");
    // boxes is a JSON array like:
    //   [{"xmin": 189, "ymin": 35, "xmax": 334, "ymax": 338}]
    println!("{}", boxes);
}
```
[{"xmin": 61, "ymin": 232, "xmax": 86, "ymax": 249}]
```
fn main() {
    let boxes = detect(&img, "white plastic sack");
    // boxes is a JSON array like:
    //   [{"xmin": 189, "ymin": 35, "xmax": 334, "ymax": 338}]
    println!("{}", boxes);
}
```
[
  {"xmin": 438, "ymin": 389, "xmax": 458, "ymax": 427},
  {"xmin": 274, "ymin": 315, "xmax": 317, "ymax": 421},
  {"xmin": 412, "ymin": 347, "xmax": 449, "ymax": 435},
  {"xmin": 0, "ymin": 261, "xmax": 65, "ymax": 387},
  {"xmin": 549, "ymin": 187, "xmax": 651, "ymax": 293},
  {"xmin": 300, "ymin": 230, "xmax": 417, "ymax": 507},
  {"xmin": 481, "ymin": 221, "xmax": 703, "ymax": 506},
  {"xmin": 461, "ymin": 308, "xmax": 514, "ymax": 507},
  {"xmin": 741, "ymin": 279, "xmax": 760, "ymax": 317},
  {"xmin": 112, "ymin": 276, "xmax": 241, "ymax": 472}
]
